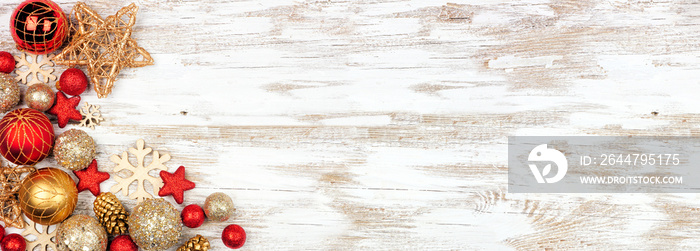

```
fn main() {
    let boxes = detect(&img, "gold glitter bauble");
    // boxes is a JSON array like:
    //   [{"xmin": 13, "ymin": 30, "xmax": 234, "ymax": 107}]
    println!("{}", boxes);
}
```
[
  {"xmin": 54, "ymin": 129, "xmax": 96, "ymax": 170},
  {"xmin": 203, "ymin": 192, "xmax": 235, "ymax": 222},
  {"xmin": 128, "ymin": 198, "xmax": 182, "ymax": 251},
  {"xmin": 24, "ymin": 83, "xmax": 55, "ymax": 112},
  {"xmin": 18, "ymin": 167, "xmax": 78, "ymax": 225},
  {"xmin": 56, "ymin": 214, "xmax": 108, "ymax": 251},
  {"xmin": 0, "ymin": 73, "xmax": 19, "ymax": 113}
]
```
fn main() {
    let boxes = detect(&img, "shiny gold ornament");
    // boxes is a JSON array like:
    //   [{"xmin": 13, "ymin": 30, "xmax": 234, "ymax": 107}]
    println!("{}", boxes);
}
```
[
  {"xmin": 0, "ymin": 165, "xmax": 35, "ymax": 228},
  {"xmin": 56, "ymin": 214, "xmax": 107, "ymax": 251},
  {"xmin": 54, "ymin": 129, "xmax": 96, "ymax": 170},
  {"xmin": 24, "ymin": 83, "xmax": 55, "ymax": 112},
  {"xmin": 93, "ymin": 192, "xmax": 129, "ymax": 235},
  {"xmin": 177, "ymin": 235, "xmax": 210, "ymax": 251},
  {"xmin": 128, "ymin": 198, "xmax": 182, "ymax": 251},
  {"xmin": 18, "ymin": 167, "xmax": 78, "ymax": 225},
  {"xmin": 0, "ymin": 73, "xmax": 19, "ymax": 113},
  {"xmin": 203, "ymin": 192, "xmax": 235, "ymax": 222}
]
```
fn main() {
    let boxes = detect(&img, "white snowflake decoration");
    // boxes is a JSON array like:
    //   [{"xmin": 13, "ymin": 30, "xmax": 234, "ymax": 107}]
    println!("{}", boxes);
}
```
[
  {"xmin": 14, "ymin": 53, "xmax": 57, "ymax": 85},
  {"xmin": 110, "ymin": 139, "xmax": 171, "ymax": 203},
  {"xmin": 21, "ymin": 219, "xmax": 58, "ymax": 251},
  {"xmin": 79, "ymin": 102, "xmax": 104, "ymax": 129}
]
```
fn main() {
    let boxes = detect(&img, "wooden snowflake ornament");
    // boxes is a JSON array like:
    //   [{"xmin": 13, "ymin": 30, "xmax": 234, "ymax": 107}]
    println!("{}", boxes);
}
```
[
  {"xmin": 14, "ymin": 53, "xmax": 57, "ymax": 85},
  {"xmin": 80, "ymin": 102, "xmax": 104, "ymax": 129},
  {"xmin": 21, "ymin": 219, "xmax": 58, "ymax": 251},
  {"xmin": 110, "ymin": 139, "xmax": 170, "ymax": 203}
]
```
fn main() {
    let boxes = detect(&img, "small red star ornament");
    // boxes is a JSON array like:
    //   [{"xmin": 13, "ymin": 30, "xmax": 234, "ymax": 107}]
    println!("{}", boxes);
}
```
[
  {"xmin": 47, "ymin": 91, "xmax": 82, "ymax": 128},
  {"xmin": 159, "ymin": 166, "xmax": 195, "ymax": 204},
  {"xmin": 73, "ymin": 159, "xmax": 110, "ymax": 196}
]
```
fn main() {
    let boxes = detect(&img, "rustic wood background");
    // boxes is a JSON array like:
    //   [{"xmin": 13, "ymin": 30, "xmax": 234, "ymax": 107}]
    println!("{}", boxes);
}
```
[{"xmin": 0, "ymin": 0, "xmax": 698, "ymax": 250}]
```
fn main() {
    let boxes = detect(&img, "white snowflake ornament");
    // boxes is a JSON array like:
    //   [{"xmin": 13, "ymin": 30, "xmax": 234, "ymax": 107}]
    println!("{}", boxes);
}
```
[
  {"xmin": 14, "ymin": 53, "xmax": 57, "ymax": 85},
  {"xmin": 79, "ymin": 102, "xmax": 104, "ymax": 129},
  {"xmin": 110, "ymin": 139, "xmax": 171, "ymax": 203},
  {"xmin": 21, "ymin": 219, "xmax": 58, "ymax": 251}
]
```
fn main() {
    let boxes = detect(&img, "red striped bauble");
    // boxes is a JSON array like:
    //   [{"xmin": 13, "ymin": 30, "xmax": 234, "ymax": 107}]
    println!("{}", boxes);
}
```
[{"xmin": 0, "ymin": 108, "xmax": 54, "ymax": 165}]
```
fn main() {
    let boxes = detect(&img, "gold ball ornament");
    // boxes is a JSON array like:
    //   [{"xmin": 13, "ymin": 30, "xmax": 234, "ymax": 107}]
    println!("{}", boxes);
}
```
[
  {"xmin": 203, "ymin": 192, "xmax": 235, "ymax": 222},
  {"xmin": 24, "ymin": 83, "xmax": 55, "ymax": 111},
  {"xmin": 0, "ymin": 73, "xmax": 19, "ymax": 113},
  {"xmin": 18, "ymin": 167, "xmax": 78, "ymax": 225},
  {"xmin": 56, "ymin": 214, "xmax": 107, "ymax": 251},
  {"xmin": 54, "ymin": 129, "xmax": 96, "ymax": 170},
  {"xmin": 128, "ymin": 198, "xmax": 182, "ymax": 251}
]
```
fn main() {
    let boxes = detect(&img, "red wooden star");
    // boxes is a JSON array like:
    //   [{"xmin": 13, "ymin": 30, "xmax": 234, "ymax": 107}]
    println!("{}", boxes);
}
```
[
  {"xmin": 159, "ymin": 166, "xmax": 195, "ymax": 204},
  {"xmin": 47, "ymin": 91, "xmax": 82, "ymax": 128},
  {"xmin": 73, "ymin": 159, "xmax": 110, "ymax": 196}
]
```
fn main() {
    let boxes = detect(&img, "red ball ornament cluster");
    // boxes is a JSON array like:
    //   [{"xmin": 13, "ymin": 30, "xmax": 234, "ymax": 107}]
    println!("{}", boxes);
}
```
[
  {"xmin": 10, "ymin": 0, "xmax": 68, "ymax": 54},
  {"xmin": 0, "ymin": 108, "xmax": 54, "ymax": 165}
]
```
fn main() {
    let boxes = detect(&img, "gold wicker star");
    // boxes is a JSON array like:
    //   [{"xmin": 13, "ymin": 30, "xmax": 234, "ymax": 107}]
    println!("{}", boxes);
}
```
[
  {"xmin": 54, "ymin": 2, "xmax": 153, "ymax": 98},
  {"xmin": 0, "ymin": 165, "xmax": 35, "ymax": 229}
]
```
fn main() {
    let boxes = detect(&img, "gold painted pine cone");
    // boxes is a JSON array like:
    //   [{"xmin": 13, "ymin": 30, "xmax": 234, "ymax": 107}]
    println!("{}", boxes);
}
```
[
  {"xmin": 177, "ymin": 235, "xmax": 210, "ymax": 251},
  {"xmin": 93, "ymin": 192, "xmax": 129, "ymax": 235}
]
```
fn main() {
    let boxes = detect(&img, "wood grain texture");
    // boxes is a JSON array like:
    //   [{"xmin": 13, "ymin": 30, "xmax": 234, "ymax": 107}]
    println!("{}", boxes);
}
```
[{"xmin": 0, "ymin": 0, "xmax": 698, "ymax": 250}]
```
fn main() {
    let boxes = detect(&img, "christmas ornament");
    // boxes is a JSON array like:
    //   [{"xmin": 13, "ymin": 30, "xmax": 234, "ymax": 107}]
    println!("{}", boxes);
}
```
[
  {"xmin": 181, "ymin": 204, "xmax": 205, "ymax": 228},
  {"xmin": 0, "ymin": 223, "xmax": 4, "ymax": 241},
  {"xmin": 222, "ymin": 224, "xmax": 246, "ymax": 249},
  {"xmin": 0, "ymin": 52, "xmax": 15, "ymax": 74},
  {"xmin": 93, "ymin": 192, "xmax": 129, "ymax": 235},
  {"xmin": 128, "ymin": 198, "xmax": 182, "ymax": 251},
  {"xmin": 10, "ymin": 0, "xmax": 68, "ymax": 54},
  {"xmin": 55, "ymin": 214, "xmax": 107, "ymax": 251},
  {"xmin": 204, "ymin": 192, "xmax": 235, "ymax": 222},
  {"xmin": 14, "ymin": 53, "xmax": 56, "ymax": 85},
  {"xmin": 79, "ymin": 102, "xmax": 103, "ymax": 129},
  {"xmin": 109, "ymin": 235, "xmax": 137, "ymax": 251},
  {"xmin": 111, "ymin": 139, "xmax": 170, "ymax": 203},
  {"xmin": 56, "ymin": 68, "xmax": 88, "ymax": 96},
  {"xmin": 1, "ymin": 233, "xmax": 26, "ymax": 251},
  {"xmin": 0, "ymin": 108, "xmax": 54, "ymax": 165},
  {"xmin": 0, "ymin": 165, "xmax": 35, "ymax": 228},
  {"xmin": 74, "ymin": 159, "xmax": 109, "ymax": 196},
  {"xmin": 18, "ymin": 167, "xmax": 78, "ymax": 225},
  {"xmin": 159, "ymin": 166, "xmax": 195, "ymax": 204},
  {"xmin": 53, "ymin": 2, "xmax": 153, "ymax": 98},
  {"xmin": 47, "ymin": 91, "xmax": 81, "ymax": 128},
  {"xmin": 0, "ymin": 74, "xmax": 20, "ymax": 113},
  {"xmin": 54, "ymin": 129, "xmax": 96, "ymax": 170},
  {"xmin": 24, "ymin": 83, "xmax": 55, "ymax": 112},
  {"xmin": 178, "ymin": 235, "xmax": 210, "ymax": 251},
  {"xmin": 21, "ymin": 219, "xmax": 58, "ymax": 251}
]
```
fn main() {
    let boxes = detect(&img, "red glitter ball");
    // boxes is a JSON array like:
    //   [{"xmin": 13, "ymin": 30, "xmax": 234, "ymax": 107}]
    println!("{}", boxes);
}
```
[
  {"xmin": 158, "ymin": 166, "xmax": 195, "ymax": 204},
  {"xmin": 0, "ymin": 224, "xmax": 5, "ymax": 242},
  {"xmin": 0, "ymin": 108, "xmax": 54, "ymax": 165},
  {"xmin": 1, "ymin": 234, "xmax": 25, "ymax": 251},
  {"xmin": 57, "ymin": 68, "xmax": 88, "ymax": 96},
  {"xmin": 109, "ymin": 235, "xmax": 137, "ymax": 251},
  {"xmin": 73, "ymin": 159, "xmax": 110, "ymax": 196},
  {"xmin": 222, "ymin": 224, "xmax": 246, "ymax": 249},
  {"xmin": 47, "ymin": 91, "xmax": 81, "ymax": 128},
  {"xmin": 181, "ymin": 204, "xmax": 206, "ymax": 228},
  {"xmin": 0, "ymin": 52, "xmax": 15, "ymax": 74}
]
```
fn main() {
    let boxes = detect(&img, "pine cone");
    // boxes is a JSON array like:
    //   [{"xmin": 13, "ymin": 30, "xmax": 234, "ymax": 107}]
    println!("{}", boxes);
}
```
[
  {"xmin": 93, "ymin": 192, "xmax": 129, "ymax": 235},
  {"xmin": 177, "ymin": 235, "xmax": 210, "ymax": 251}
]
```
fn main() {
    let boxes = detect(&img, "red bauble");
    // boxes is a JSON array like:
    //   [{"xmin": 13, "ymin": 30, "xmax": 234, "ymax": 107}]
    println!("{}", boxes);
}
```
[
  {"xmin": 1, "ymin": 234, "xmax": 25, "ymax": 251},
  {"xmin": 57, "ymin": 68, "xmax": 88, "ymax": 96},
  {"xmin": 0, "ymin": 52, "xmax": 15, "ymax": 74},
  {"xmin": 9, "ymin": 0, "xmax": 68, "ymax": 54},
  {"xmin": 222, "ymin": 224, "xmax": 246, "ymax": 249},
  {"xmin": 109, "ymin": 235, "xmax": 138, "ymax": 251},
  {"xmin": 181, "ymin": 204, "xmax": 205, "ymax": 228},
  {"xmin": 0, "ymin": 109, "xmax": 54, "ymax": 165},
  {"xmin": 0, "ymin": 224, "xmax": 5, "ymax": 242}
]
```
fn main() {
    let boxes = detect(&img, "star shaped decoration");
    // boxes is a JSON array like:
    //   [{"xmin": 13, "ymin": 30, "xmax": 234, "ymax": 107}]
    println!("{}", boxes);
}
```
[
  {"xmin": 73, "ymin": 159, "xmax": 110, "ymax": 196},
  {"xmin": 0, "ymin": 165, "xmax": 35, "ymax": 229},
  {"xmin": 159, "ymin": 166, "xmax": 195, "ymax": 204},
  {"xmin": 53, "ymin": 2, "xmax": 153, "ymax": 98},
  {"xmin": 47, "ymin": 91, "xmax": 82, "ymax": 128}
]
